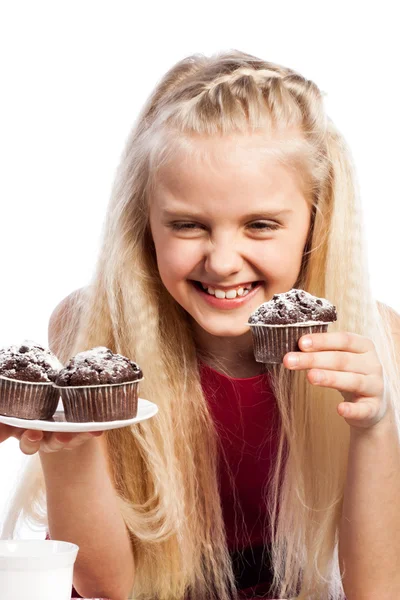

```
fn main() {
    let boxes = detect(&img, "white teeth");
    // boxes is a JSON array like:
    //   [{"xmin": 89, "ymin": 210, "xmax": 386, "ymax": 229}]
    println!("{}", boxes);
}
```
[
  {"xmin": 214, "ymin": 289, "xmax": 226, "ymax": 299},
  {"xmin": 199, "ymin": 282, "xmax": 258, "ymax": 298}
]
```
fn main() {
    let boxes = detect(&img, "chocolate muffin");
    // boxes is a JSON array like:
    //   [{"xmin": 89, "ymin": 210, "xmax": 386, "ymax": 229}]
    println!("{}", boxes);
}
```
[
  {"xmin": 248, "ymin": 289, "xmax": 337, "ymax": 363},
  {"xmin": 54, "ymin": 347, "xmax": 143, "ymax": 422},
  {"xmin": 0, "ymin": 341, "xmax": 62, "ymax": 419}
]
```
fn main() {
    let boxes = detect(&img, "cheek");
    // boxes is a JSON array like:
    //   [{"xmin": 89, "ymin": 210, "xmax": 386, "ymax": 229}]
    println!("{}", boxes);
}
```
[
  {"xmin": 154, "ymin": 238, "xmax": 201, "ymax": 283},
  {"xmin": 274, "ymin": 225, "xmax": 310, "ymax": 280},
  {"xmin": 253, "ymin": 234, "xmax": 306, "ymax": 279}
]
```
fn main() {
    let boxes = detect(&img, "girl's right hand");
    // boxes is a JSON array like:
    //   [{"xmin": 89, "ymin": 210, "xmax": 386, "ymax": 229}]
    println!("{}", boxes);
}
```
[{"xmin": 0, "ymin": 423, "xmax": 103, "ymax": 455}]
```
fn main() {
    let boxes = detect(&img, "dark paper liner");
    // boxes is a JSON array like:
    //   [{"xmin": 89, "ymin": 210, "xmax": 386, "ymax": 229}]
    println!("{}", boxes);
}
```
[
  {"xmin": 249, "ymin": 323, "xmax": 329, "ymax": 364},
  {"xmin": 54, "ymin": 379, "xmax": 142, "ymax": 422},
  {"xmin": 0, "ymin": 375, "xmax": 59, "ymax": 420}
]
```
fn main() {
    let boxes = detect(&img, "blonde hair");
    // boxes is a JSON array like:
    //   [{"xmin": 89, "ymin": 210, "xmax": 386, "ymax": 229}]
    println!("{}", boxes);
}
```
[{"xmin": 3, "ymin": 50, "xmax": 400, "ymax": 599}]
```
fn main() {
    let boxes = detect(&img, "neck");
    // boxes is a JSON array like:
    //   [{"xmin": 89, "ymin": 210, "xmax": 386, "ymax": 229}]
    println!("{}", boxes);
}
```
[{"xmin": 193, "ymin": 326, "xmax": 266, "ymax": 378}]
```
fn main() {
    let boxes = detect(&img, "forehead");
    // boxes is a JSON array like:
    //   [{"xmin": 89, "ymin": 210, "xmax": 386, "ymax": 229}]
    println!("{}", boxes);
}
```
[{"xmin": 151, "ymin": 133, "xmax": 309, "ymax": 213}]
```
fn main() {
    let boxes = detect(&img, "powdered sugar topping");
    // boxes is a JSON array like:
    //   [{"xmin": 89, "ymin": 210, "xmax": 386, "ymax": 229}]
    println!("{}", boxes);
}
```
[
  {"xmin": 55, "ymin": 346, "xmax": 142, "ymax": 386},
  {"xmin": 248, "ymin": 289, "xmax": 337, "ymax": 325},
  {"xmin": 0, "ymin": 340, "xmax": 63, "ymax": 383}
]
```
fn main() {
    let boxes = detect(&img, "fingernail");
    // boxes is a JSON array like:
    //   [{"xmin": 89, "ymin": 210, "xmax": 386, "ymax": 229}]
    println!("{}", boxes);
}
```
[
  {"xmin": 26, "ymin": 433, "xmax": 42, "ymax": 443},
  {"xmin": 286, "ymin": 354, "xmax": 299, "ymax": 367},
  {"xmin": 301, "ymin": 337, "xmax": 312, "ymax": 349},
  {"xmin": 312, "ymin": 371, "xmax": 322, "ymax": 383}
]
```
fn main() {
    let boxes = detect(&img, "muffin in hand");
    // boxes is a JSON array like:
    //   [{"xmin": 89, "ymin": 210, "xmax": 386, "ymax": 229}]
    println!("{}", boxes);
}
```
[
  {"xmin": 248, "ymin": 289, "xmax": 337, "ymax": 364},
  {"xmin": 0, "ymin": 341, "xmax": 62, "ymax": 419},
  {"xmin": 54, "ymin": 347, "xmax": 143, "ymax": 422}
]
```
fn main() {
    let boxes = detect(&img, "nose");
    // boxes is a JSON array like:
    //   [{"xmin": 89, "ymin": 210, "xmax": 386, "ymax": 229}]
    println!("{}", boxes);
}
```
[{"xmin": 204, "ymin": 234, "xmax": 244, "ymax": 279}]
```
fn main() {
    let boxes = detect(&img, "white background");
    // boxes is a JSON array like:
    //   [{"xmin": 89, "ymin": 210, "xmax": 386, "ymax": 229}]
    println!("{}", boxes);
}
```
[{"xmin": 0, "ymin": 1, "xmax": 399, "ymax": 538}]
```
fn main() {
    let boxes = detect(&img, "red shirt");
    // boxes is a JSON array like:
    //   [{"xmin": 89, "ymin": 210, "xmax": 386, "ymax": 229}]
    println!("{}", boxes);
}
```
[
  {"xmin": 200, "ymin": 362, "xmax": 279, "ymax": 552},
  {"xmin": 200, "ymin": 362, "xmax": 279, "ymax": 599},
  {"xmin": 55, "ymin": 362, "xmax": 279, "ymax": 599}
]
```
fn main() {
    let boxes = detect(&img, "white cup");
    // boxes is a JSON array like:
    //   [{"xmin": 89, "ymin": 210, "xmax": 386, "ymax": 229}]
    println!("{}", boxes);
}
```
[{"xmin": 0, "ymin": 539, "xmax": 79, "ymax": 600}]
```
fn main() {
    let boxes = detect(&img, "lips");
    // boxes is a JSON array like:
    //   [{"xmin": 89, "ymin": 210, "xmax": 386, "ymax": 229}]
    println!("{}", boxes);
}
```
[{"xmin": 191, "ymin": 280, "xmax": 262, "ymax": 308}]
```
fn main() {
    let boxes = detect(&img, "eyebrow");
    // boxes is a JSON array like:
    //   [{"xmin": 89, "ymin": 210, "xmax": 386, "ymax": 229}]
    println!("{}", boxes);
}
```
[{"xmin": 160, "ymin": 208, "xmax": 293, "ymax": 220}]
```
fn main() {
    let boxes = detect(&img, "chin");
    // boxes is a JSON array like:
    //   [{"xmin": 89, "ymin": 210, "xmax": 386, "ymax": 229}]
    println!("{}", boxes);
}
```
[{"xmin": 199, "ymin": 320, "xmax": 251, "ymax": 339}]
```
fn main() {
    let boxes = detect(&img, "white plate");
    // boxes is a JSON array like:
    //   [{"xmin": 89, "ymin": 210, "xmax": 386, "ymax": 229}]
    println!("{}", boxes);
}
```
[{"xmin": 0, "ymin": 398, "xmax": 158, "ymax": 432}]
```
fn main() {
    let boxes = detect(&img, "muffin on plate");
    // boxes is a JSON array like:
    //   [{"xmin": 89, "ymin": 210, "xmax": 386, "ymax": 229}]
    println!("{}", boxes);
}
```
[
  {"xmin": 248, "ymin": 289, "xmax": 337, "ymax": 364},
  {"xmin": 0, "ymin": 341, "xmax": 62, "ymax": 419},
  {"xmin": 54, "ymin": 347, "xmax": 143, "ymax": 422}
]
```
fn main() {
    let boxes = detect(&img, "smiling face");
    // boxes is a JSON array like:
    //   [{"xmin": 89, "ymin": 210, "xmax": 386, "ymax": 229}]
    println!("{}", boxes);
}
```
[{"xmin": 149, "ymin": 134, "xmax": 312, "ymax": 344}]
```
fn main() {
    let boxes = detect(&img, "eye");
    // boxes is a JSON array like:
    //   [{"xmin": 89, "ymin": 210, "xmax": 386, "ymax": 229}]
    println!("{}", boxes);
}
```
[
  {"xmin": 247, "ymin": 221, "xmax": 280, "ymax": 231},
  {"xmin": 170, "ymin": 222, "xmax": 206, "ymax": 231}
]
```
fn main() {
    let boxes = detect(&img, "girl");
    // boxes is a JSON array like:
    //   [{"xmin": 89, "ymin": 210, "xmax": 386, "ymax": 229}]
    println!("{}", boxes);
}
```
[{"xmin": 1, "ymin": 49, "xmax": 400, "ymax": 600}]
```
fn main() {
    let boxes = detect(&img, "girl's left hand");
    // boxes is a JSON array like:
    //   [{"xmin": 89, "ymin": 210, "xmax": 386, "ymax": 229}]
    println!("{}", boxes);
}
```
[{"xmin": 283, "ymin": 332, "xmax": 387, "ymax": 430}]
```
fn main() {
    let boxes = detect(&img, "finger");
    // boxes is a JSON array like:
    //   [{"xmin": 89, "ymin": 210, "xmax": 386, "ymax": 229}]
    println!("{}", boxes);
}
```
[
  {"xmin": 64, "ymin": 431, "xmax": 104, "ymax": 447},
  {"xmin": 40, "ymin": 432, "xmax": 79, "ymax": 453},
  {"xmin": 54, "ymin": 431, "xmax": 102, "ymax": 451},
  {"xmin": 284, "ymin": 351, "xmax": 377, "ymax": 375},
  {"xmin": 52, "ymin": 432, "xmax": 77, "ymax": 444},
  {"xmin": 337, "ymin": 400, "xmax": 380, "ymax": 425},
  {"xmin": 39, "ymin": 431, "xmax": 102, "ymax": 453},
  {"xmin": 298, "ymin": 332, "xmax": 375, "ymax": 354},
  {"xmin": 306, "ymin": 370, "xmax": 384, "ymax": 397},
  {"xmin": 19, "ymin": 430, "xmax": 44, "ymax": 455}
]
